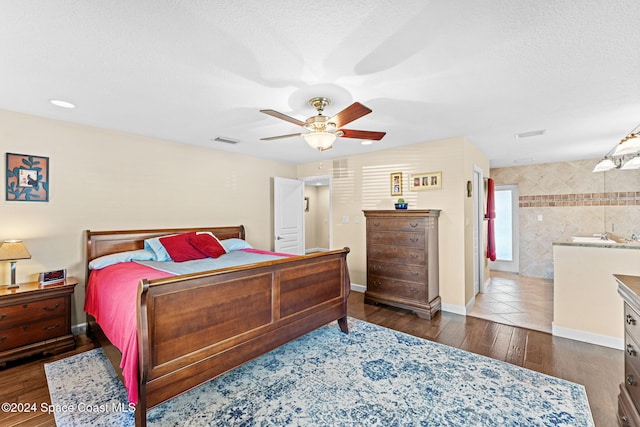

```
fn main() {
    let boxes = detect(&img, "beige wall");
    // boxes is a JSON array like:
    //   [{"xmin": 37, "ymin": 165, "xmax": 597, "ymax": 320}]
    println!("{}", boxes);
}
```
[
  {"xmin": 0, "ymin": 109, "xmax": 296, "ymax": 327},
  {"xmin": 491, "ymin": 160, "xmax": 640, "ymax": 278},
  {"xmin": 297, "ymin": 137, "xmax": 491, "ymax": 311}
]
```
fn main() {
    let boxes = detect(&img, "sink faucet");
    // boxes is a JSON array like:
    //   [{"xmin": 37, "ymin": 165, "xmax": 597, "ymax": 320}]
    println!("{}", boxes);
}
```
[{"xmin": 593, "ymin": 233, "xmax": 609, "ymax": 240}]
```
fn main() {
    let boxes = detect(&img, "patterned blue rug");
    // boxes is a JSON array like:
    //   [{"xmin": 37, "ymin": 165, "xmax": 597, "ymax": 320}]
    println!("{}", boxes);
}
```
[{"xmin": 45, "ymin": 318, "xmax": 593, "ymax": 426}]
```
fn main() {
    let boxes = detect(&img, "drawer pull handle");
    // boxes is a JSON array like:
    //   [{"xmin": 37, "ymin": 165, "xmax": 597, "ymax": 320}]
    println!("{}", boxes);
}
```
[
  {"xmin": 627, "ymin": 314, "xmax": 636, "ymax": 325},
  {"xmin": 43, "ymin": 323, "xmax": 61, "ymax": 331},
  {"xmin": 0, "ymin": 313, "xmax": 6, "ymax": 321},
  {"xmin": 409, "ymin": 254, "xmax": 419, "ymax": 259},
  {"xmin": 627, "ymin": 374, "xmax": 637, "ymax": 386},
  {"xmin": 411, "ymin": 272, "xmax": 419, "ymax": 276},
  {"xmin": 373, "ymin": 236, "xmax": 381, "ymax": 240},
  {"xmin": 0, "ymin": 336, "xmax": 6, "ymax": 343},
  {"xmin": 410, "ymin": 237, "xmax": 419, "ymax": 243},
  {"xmin": 410, "ymin": 288, "xmax": 419, "ymax": 294},
  {"xmin": 410, "ymin": 222, "xmax": 419, "ymax": 228},
  {"xmin": 373, "ymin": 250, "xmax": 381, "ymax": 254},
  {"xmin": 42, "ymin": 303, "xmax": 61, "ymax": 312},
  {"xmin": 372, "ymin": 281, "xmax": 381, "ymax": 287},
  {"xmin": 373, "ymin": 265, "xmax": 382, "ymax": 271},
  {"xmin": 373, "ymin": 222, "xmax": 381, "ymax": 226},
  {"xmin": 627, "ymin": 344, "xmax": 637, "ymax": 356}
]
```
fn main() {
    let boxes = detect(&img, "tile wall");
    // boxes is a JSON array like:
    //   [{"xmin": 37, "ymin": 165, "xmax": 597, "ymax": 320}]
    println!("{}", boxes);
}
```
[{"xmin": 490, "ymin": 159, "xmax": 640, "ymax": 279}]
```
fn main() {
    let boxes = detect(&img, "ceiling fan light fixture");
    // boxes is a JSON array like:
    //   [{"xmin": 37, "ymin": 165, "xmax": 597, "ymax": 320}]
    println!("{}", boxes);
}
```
[
  {"xmin": 612, "ymin": 132, "xmax": 640, "ymax": 156},
  {"xmin": 620, "ymin": 155, "xmax": 640, "ymax": 170},
  {"xmin": 592, "ymin": 158, "xmax": 617, "ymax": 172},
  {"xmin": 303, "ymin": 132, "xmax": 335, "ymax": 151}
]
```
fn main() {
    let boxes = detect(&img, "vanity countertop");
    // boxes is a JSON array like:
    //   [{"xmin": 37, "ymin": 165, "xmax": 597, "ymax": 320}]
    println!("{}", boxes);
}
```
[{"xmin": 553, "ymin": 240, "xmax": 640, "ymax": 250}]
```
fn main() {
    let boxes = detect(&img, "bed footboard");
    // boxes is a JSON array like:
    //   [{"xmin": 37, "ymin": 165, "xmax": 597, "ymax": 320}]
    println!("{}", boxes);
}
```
[{"xmin": 135, "ymin": 248, "xmax": 350, "ymax": 426}]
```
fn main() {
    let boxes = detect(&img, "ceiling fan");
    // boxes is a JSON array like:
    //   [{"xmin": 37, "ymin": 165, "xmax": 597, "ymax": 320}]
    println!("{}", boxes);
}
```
[{"xmin": 260, "ymin": 97, "xmax": 386, "ymax": 151}]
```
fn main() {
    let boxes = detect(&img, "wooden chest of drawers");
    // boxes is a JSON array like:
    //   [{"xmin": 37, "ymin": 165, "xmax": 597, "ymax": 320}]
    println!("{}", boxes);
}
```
[
  {"xmin": 363, "ymin": 210, "xmax": 440, "ymax": 319},
  {"xmin": 0, "ymin": 278, "xmax": 77, "ymax": 366},
  {"xmin": 616, "ymin": 274, "xmax": 640, "ymax": 426}
]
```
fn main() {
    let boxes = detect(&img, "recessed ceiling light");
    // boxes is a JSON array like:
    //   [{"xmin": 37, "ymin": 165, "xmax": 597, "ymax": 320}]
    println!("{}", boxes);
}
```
[
  {"xmin": 49, "ymin": 99, "xmax": 75, "ymax": 109},
  {"xmin": 514, "ymin": 129, "xmax": 545, "ymax": 139},
  {"xmin": 361, "ymin": 140, "xmax": 374, "ymax": 145}
]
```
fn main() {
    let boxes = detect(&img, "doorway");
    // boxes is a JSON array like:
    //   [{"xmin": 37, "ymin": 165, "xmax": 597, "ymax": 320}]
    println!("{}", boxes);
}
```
[
  {"xmin": 491, "ymin": 184, "xmax": 519, "ymax": 273},
  {"xmin": 301, "ymin": 175, "xmax": 331, "ymax": 254}
]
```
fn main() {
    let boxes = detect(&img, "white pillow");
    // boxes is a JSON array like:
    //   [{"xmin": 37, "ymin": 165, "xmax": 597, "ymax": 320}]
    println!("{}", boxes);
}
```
[
  {"xmin": 221, "ymin": 238, "xmax": 253, "ymax": 251},
  {"xmin": 89, "ymin": 249, "xmax": 156, "ymax": 270}
]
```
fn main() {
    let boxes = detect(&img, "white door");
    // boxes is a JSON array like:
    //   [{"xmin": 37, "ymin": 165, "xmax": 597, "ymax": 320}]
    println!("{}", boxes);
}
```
[
  {"xmin": 491, "ymin": 184, "xmax": 520, "ymax": 273},
  {"xmin": 274, "ymin": 177, "xmax": 305, "ymax": 255}
]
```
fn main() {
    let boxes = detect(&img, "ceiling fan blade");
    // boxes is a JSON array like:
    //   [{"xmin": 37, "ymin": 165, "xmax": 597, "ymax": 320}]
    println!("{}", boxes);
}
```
[
  {"xmin": 330, "ymin": 102, "xmax": 372, "ymax": 128},
  {"xmin": 260, "ymin": 133, "xmax": 302, "ymax": 141},
  {"xmin": 260, "ymin": 109, "xmax": 305, "ymax": 126},
  {"xmin": 339, "ymin": 129, "xmax": 386, "ymax": 140}
]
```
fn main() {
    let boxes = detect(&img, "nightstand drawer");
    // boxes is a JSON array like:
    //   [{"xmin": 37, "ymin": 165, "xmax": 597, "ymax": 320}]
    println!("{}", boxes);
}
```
[
  {"xmin": 0, "ymin": 316, "xmax": 67, "ymax": 351},
  {"xmin": 0, "ymin": 296, "xmax": 66, "ymax": 328},
  {"xmin": 626, "ymin": 304, "xmax": 640, "ymax": 346}
]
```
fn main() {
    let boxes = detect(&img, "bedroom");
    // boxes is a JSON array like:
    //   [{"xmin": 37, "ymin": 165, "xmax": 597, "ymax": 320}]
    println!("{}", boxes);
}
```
[{"xmin": 1, "ymin": 1, "xmax": 639, "ymax": 426}]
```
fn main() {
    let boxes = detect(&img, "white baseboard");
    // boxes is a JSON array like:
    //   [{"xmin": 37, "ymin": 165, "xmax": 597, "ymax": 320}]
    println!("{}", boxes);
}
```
[
  {"xmin": 441, "ymin": 302, "xmax": 466, "ymax": 316},
  {"xmin": 351, "ymin": 282, "xmax": 366, "ymax": 293},
  {"xmin": 72, "ymin": 322, "xmax": 87, "ymax": 336},
  {"xmin": 552, "ymin": 324, "xmax": 623, "ymax": 350}
]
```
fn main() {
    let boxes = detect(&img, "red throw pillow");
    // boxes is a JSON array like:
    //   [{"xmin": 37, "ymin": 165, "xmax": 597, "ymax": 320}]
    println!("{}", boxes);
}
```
[
  {"xmin": 159, "ymin": 232, "xmax": 207, "ymax": 262},
  {"xmin": 187, "ymin": 233, "xmax": 227, "ymax": 259}
]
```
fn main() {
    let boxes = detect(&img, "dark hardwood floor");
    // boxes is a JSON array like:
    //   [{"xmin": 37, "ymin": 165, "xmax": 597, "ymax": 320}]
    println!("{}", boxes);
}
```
[{"xmin": 0, "ymin": 291, "xmax": 621, "ymax": 426}]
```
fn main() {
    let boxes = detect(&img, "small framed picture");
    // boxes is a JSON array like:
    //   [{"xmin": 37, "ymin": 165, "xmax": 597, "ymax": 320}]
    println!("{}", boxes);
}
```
[
  {"xmin": 390, "ymin": 172, "xmax": 403, "ymax": 196},
  {"xmin": 411, "ymin": 171, "xmax": 442, "ymax": 191},
  {"xmin": 6, "ymin": 153, "xmax": 49, "ymax": 202}
]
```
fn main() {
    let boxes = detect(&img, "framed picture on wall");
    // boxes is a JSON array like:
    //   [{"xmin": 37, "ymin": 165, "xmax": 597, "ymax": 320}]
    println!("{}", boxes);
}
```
[
  {"xmin": 5, "ymin": 152, "xmax": 49, "ymax": 202},
  {"xmin": 411, "ymin": 171, "xmax": 442, "ymax": 191},
  {"xmin": 390, "ymin": 172, "xmax": 403, "ymax": 196}
]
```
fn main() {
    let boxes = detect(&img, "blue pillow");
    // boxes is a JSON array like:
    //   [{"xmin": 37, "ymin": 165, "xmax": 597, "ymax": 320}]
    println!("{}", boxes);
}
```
[
  {"xmin": 221, "ymin": 238, "xmax": 253, "ymax": 251},
  {"xmin": 89, "ymin": 249, "xmax": 155, "ymax": 270},
  {"xmin": 144, "ymin": 236, "xmax": 173, "ymax": 261}
]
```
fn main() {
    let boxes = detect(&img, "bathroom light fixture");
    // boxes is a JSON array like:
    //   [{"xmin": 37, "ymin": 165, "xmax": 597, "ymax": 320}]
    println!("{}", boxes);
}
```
[
  {"xmin": 303, "ymin": 132, "xmax": 336, "ymax": 151},
  {"xmin": 593, "ymin": 121, "xmax": 640, "ymax": 172},
  {"xmin": 0, "ymin": 240, "xmax": 31, "ymax": 289}
]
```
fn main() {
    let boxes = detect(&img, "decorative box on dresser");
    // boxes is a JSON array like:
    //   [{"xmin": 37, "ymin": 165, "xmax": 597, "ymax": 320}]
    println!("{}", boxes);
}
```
[
  {"xmin": 0, "ymin": 277, "xmax": 77, "ymax": 367},
  {"xmin": 363, "ymin": 209, "xmax": 441, "ymax": 319},
  {"xmin": 616, "ymin": 274, "xmax": 640, "ymax": 427}
]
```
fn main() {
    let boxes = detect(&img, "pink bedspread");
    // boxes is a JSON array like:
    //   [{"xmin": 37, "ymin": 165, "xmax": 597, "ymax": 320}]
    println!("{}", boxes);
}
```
[
  {"xmin": 84, "ymin": 263, "xmax": 174, "ymax": 403},
  {"xmin": 84, "ymin": 248, "xmax": 294, "ymax": 404}
]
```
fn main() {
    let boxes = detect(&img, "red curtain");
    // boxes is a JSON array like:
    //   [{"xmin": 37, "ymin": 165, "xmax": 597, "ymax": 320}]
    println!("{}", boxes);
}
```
[{"xmin": 486, "ymin": 178, "xmax": 496, "ymax": 261}]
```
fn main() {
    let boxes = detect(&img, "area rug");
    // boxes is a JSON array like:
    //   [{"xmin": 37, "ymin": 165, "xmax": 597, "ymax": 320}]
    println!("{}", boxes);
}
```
[{"xmin": 45, "ymin": 318, "xmax": 594, "ymax": 426}]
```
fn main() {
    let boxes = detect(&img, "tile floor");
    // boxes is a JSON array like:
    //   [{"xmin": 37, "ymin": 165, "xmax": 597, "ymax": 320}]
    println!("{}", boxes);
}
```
[{"xmin": 467, "ymin": 270, "xmax": 553, "ymax": 333}]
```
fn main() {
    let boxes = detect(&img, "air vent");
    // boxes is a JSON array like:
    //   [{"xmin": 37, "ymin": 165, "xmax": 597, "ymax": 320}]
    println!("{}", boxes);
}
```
[
  {"xmin": 514, "ymin": 129, "xmax": 545, "ymax": 139},
  {"xmin": 212, "ymin": 137, "xmax": 240, "ymax": 144}
]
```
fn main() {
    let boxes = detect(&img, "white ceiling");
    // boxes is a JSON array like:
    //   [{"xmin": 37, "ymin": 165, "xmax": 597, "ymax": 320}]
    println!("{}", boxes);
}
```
[{"xmin": 2, "ymin": 0, "xmax": 640, "ymax": 168}]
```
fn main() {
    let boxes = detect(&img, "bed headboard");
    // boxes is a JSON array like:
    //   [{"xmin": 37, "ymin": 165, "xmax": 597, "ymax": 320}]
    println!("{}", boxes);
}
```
[{"xmin": 86, "ymin": 225, "xmax": 246, "ymax": 262}]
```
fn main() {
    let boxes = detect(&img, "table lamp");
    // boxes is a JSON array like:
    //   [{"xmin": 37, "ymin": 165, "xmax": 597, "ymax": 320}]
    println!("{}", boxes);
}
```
[{"xmin": 0, "ymin": 240, "xmax": 31, "ymax": 289}]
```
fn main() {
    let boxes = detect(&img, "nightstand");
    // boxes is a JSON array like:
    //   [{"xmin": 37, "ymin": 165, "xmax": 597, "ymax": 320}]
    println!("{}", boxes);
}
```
[{"xmin": 0, "ymin": 277, "xmax": 78, "ymax": 366}]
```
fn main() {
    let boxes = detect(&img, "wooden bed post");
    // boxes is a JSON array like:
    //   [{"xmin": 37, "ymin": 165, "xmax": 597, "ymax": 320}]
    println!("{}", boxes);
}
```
[{"xmin": 136, "ymin": 279, "xmax": 150, "ymax": 427}]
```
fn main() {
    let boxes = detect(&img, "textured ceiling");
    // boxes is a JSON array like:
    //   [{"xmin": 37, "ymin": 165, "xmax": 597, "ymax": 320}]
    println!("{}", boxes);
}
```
[{"xmin": 1, "ymin": 0, "xmax": 640, "ymax": 167}]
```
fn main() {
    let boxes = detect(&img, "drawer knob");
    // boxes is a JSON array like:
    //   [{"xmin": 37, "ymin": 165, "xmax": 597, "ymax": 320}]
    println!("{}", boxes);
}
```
[
  {"xmin": 0, "ymin": 313, "xmax": 6, "ymax": 321},
  {"xmin": 0, "ymin": 336, "xmax": 6, "ymax": 343},
  {"xmin": 43, "ymin": 323, "xmax": 61, "ymax": 331},
  {"xmin": 42, "ymin": 303, "xmax": 61, "ymax": 312},
  {"xmin": 627, "ymin": 314, "xmax": 636, "ymax": 325},
  {"xmin": 627, "ymin": 344, "xmax": 637, "ymax": 356},
  {"xmin": 627, "ymin": 374, "xmax": 637, "ymax": 386}
]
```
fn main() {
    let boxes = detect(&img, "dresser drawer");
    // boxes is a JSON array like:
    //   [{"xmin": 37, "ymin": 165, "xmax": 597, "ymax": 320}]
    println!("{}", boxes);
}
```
[
  {"xmin": 367, "ymin": 245, "xmax": 425, "ymax": 265},
  {"xmin": 0, "ymin": 316, "xmax": 67, "ymax": 351},
  {"xmin": 367, "ymin": 217, "xmax": 426, "ymax": 232},
  {"xmin": 367, "ymin": 275, "xmax": 426, "ymax": 301},
  {"xmin": 367, "ymin": 231, "xmax": 425, "ymax": 248},
  {"xmin": 0, "ymin": 296, "xmax": 66, "ymax": 328},
  {"xmin": 626, "ymin": 304, "xmax": 640, "ymax": 345},
  {"xmin": 368, "ymin": 261, "xmax": 426, "ymax": 282}
]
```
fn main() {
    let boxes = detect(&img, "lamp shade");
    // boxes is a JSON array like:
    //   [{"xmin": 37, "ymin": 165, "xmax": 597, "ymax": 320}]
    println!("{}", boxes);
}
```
[
  {"xmin": 0, "ymin": 240, "xmax": 31, "ymax": 261},
  {"xmin": 592, "ymin": 158, "xmax": 617, "ymax": 172},
  {"xmin": 303, "ymin": 132, "xmax": 336, "ymax": 151},
  {"xmin": 612, "ymin": 133, "xmax": 640, "ymax": 157}
]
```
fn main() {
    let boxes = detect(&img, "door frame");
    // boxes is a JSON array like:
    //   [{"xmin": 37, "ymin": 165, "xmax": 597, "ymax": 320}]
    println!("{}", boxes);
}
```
[{"xmin": 491, "ymin": 184, "xmax": 520, "ymax": 273}]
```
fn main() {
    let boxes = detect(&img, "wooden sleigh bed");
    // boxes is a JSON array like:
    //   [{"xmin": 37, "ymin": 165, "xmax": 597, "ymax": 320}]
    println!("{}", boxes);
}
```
[{"xmin": 85, "ymin": 226, "xmax": 350, "ymax": 427}]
